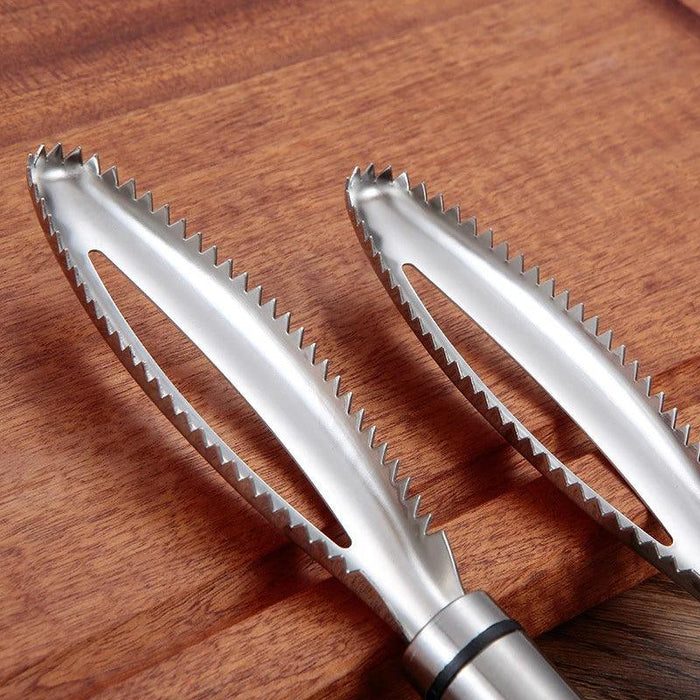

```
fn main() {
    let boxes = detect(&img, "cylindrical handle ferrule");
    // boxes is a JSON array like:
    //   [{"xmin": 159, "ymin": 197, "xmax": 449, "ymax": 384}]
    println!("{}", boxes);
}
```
[{"xmin": 403, "ymin": 592, "xmax": 580, "ymax": 700}]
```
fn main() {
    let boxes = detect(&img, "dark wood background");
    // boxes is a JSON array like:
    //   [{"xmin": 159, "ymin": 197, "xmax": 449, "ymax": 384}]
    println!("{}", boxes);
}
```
[{"xmin": 1, "ymin": 1, "xmax": 698, "ymax": 697}]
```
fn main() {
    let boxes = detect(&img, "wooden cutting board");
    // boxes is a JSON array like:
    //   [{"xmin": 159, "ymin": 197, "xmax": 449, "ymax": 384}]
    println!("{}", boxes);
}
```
[{"xmin": 1, "ymin": 1, "xmax": 698, "ymax": 697}]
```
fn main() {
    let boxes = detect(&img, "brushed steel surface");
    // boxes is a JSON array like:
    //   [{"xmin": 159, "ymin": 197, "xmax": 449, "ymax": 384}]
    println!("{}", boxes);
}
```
[
  {"xmin": 27, "ymin": 144, "xmax": 578, "ymax": 698},
  {"xmin": 405, "ymin": 593, "xmax": 578, "ymax": 700},
  {"xmin": 346, "ymin": 165, "xmax": 700, "ymax": 599},
  {"xmin": 27, "ymin": 145, "xmax": 462, "ymax": 639}
]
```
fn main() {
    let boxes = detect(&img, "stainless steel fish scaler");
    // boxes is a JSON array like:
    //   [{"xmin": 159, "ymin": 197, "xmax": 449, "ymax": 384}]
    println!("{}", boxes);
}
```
[
  {"xmin": 27, "ymin": 144, "xmax": 579, "ymax": 700},
  {"xmin": 346, "ymin": 164, "xmax": 700, "ymax": 601}
]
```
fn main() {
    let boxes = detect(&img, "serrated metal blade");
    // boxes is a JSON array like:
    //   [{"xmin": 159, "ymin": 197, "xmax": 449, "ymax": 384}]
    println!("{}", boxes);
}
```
[
  {"xmin": 346, "ymin": 165, "xmax": 700, "ymax": 600},
  {"xmin": 27, "ymin": 145, "xmax": 465, "ymax": 640}
]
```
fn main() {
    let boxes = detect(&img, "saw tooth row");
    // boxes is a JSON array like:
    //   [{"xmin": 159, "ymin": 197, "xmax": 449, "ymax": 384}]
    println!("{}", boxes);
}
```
[
  {"xmin": 347, "ymin": 164, "xmax": 700, "ymax": 597},
  {"xmin": 29, "ymin": 145, "xmax": 444, "ymax": 585},
  {"xmin": 29, "ymin": 143, "xmax": 357, "ymax": 575},
  {"xmin": 349, "ymin": 164, "xmax": 700, "ymax": 458}
]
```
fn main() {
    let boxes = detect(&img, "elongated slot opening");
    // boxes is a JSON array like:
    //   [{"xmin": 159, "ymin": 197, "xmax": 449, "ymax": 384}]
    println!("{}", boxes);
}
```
[
  {"xmin": 403, "ymin": 263, "xmax": 673, "ymax": 546},
  {"xmin": 89, "ymin": 251, "xmax": 351, "ymax": 548}
]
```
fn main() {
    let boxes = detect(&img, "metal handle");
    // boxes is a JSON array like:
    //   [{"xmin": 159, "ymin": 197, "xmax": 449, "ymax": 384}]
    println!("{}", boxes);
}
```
[{"xmin": 403, "ymin": 592, "xmax": 580, "ymax": 700}]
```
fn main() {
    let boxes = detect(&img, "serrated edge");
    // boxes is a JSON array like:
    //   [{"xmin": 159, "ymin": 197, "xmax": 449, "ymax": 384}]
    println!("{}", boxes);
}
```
[
  {"xmin": 346, "ymin": 165, "xmax": 700, "ymax": 599},
  {"xmin": 27, "ymin": 146, "xmax": 458, "ymax": 628}
]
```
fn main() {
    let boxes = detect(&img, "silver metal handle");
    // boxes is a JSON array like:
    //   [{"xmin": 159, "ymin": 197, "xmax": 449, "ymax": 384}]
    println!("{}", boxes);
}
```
[{"xmin": 403, "ymin": 592, "xmax": 580, "ymax": 700}]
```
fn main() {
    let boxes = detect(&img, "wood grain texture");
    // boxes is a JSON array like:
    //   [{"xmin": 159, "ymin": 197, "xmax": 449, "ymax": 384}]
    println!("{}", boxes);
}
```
[
  {"xmin": 539, "ymin": 576, "xmax": 700, "ymax": 700},
  {"xmin": 0, "ymin": 0, "xmax": 698, "ymax": 698}
]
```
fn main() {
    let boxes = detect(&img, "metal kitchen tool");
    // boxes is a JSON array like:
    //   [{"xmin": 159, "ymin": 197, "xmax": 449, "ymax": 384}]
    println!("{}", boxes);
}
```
[
  {"xmin": 27, "ymin": 144, "xmax": 579, "ymax": 700},
  {"xmin": 346, "ymin": 165, "xmax": 700, "ymax": 601}
]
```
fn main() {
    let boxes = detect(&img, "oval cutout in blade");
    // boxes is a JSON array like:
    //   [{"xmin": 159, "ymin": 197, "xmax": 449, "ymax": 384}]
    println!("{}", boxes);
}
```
[
  {"xmin": 27, "ymin": 145, "xmax": 465, "ymax": 639},
  {"xmin": 346, "ymin": 165, "xmax": 700, "ymax": 599}
]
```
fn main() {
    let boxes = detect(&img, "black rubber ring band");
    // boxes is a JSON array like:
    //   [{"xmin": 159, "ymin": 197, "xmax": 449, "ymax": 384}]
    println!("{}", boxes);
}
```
[{"xmin": 425, "ymin": 618, "xmax": 523, "ymax": 700}]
